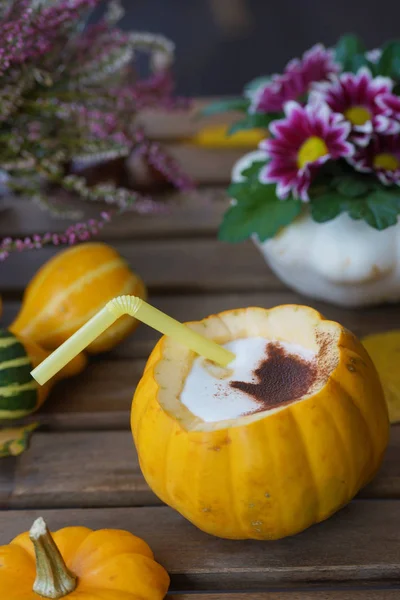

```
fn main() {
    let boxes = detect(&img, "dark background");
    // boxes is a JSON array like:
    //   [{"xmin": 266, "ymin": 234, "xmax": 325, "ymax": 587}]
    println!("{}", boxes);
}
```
[{"xmin": 111, "ymin": 0, "xmax": 400, "ymax": 96}]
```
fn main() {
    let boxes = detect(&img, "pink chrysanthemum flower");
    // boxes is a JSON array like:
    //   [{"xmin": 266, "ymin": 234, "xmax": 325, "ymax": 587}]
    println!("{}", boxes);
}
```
[
  {"xmin": 250, "ymin": 44, "xmax": 339, "ymax": 114},
  {"xmin": 260, "ymin": 101, "xmax": 354, "ymax": 201},
  {"xmin": 348, "ymin": 133, "xmax": 400, "ymax": 185},
  {"xmin": 376, "ymin": 92, "xmax": 400, "ymax": 123},
  {"xmin": 311, "ymin": 68, "xmax": 399, "ymax": 146}
]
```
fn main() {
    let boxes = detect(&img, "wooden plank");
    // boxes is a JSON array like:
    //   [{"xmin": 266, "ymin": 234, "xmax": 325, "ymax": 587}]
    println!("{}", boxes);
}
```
[
  {"xmin": 3, "ymin": 293, "xmax": 400, "ymax": 359},
  {"xmin": 137, "ymin": 98, "xmax": 242, "ymax": 142},
  {"xmin": 0, "ymin": 239, "xmax": 277, "ymax": 296},
  {"xmin": 168, "ymin": 593, "xmax": 400, "ymax": 599},
  {"xmin": 165, "ymin": 144, "xmax": 244, "ymax": 184},
  {"xmin": 40, "ymin": 358, "xmax": 145, "ymax": 423},
  {"xmin": 0, "ymin": 188, "xmax": 228, "ymax": 239},
  {"xmin": 6, "ymin": 427, "xmax": 400, "ymax": 509},
  {"xmin": 1, "ymin": 503, "xmax": 400, "ymax": 589},
  {"xmin": 6, "ymin": 427, "xmax": 400, "ymax": 507},
  {"xmin": 8, "ymin": 431, "xmax": 157, "ymax": 509},
  {"xmin": 0, "ymin": 456, "xmax": 15, "ymax": 508}
]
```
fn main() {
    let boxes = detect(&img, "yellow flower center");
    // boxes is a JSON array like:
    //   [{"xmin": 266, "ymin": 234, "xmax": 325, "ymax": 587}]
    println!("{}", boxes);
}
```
[
  {"xmin": 344, "ymin": 105, "xmax": 372, "ymax": 126},
  {"xmin": 373, "ymin": 152, "xmax": 400, "ymax": 171},
  {"xmin": 297, "ymin": 136, "xmax": 329, "ymax": 169}
]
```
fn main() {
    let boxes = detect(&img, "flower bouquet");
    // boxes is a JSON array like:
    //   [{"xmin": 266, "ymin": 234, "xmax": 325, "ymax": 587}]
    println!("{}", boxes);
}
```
[
  {"xmin": 210, "ymin": 36, "xmax": 400, "ymax": 307},
  {"xmin": 0, "ymin": 0, "xmax": 192, "ymax": 260}
]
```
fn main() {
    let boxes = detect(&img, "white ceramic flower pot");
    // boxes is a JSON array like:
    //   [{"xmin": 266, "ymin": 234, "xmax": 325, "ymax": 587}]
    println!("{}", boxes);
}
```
[{"xmin": 232, "ymin": 151, "xmax": 400, "ymax": 308}]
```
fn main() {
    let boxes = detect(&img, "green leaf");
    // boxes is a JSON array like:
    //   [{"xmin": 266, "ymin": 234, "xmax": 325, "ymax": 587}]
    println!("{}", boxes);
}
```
[
  {"xmin": 334, "ymin": 176, "xmax": 371, "ymax": 198},
  {"xmin": 228, "ymin": 112, "xmax": 279, "ymax": 136},
  {"xmin": 0, "ymin": 423, "xmax": 39, "ymax": 458},
  {"xmin": 350, "ymin": 53, "xmax": 373, "ymax": 74},
  {"xmin": 244, "ymin": 76, "xmax": 271, "ymax": 97},
  {"xmin": 221, "ymin": 178, "xmax": 302, "ymax": 243},
  {"xmin": 310, "ymin": 192, "xmax": 343, "ymax": 223},
  {"xmin": 335, "ymin": 34, "xmax": 366, "ymax": 70},
  {"xmin": 348, "ymin": 191, "xmax": 400, "ymax": 229},
  {"xmin": 227, "ymin": 160, "xmax": 266, "ymax": 200},
  {"xmin": 310, "ymin": 187, "xmax": 400, "ymax": 230},
  {"xmin": 238, "ymin": 159, "xmax": 266, "ymax": 181},
  {"xmin": 200, "ymin": 98, "xmax": 250, "ymax": 117},
  {"xmin": 377, "ymin": 40, "xmax": 400, "ymax": 79}
]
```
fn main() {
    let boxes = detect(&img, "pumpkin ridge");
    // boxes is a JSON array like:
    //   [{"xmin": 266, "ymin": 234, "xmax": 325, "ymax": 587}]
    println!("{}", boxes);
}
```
[
  {"xmin": 289, "ymin": 407, "xmax": 321, "ymax": 523},
  {"xmin": 315, "ymin": 390, "xmax": 356, "ymax": 500},
  {"xmin": 161, "ymin": 407, "xmax": 178, "ymax": 505},
  {"xmin": 47, "ymin": 275, "xmax": 140, "ymax": 338},
  {"xmin": 21, "ymin": 257, "xmax": 126, "ymax": 334},
  {"xmin": 329, "ymin": 375, "xmax": 375, "ymax": 490},
  {"xmin": 23, "ymin": 243, "xmax": 107, "ymax": 301},
  {"xmin": 225, "ymin": 428, "xmax": 243, "ymax": 536}
]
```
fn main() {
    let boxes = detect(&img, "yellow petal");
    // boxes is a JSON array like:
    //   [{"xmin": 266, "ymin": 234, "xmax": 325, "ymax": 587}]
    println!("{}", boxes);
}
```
[
  {"xmin": 363, "ymin": 330, "xmax": 400, "ymax": 424},
  {"xmin": 0, "ymin": 422, "xmax": 38, "ymax": 457}
]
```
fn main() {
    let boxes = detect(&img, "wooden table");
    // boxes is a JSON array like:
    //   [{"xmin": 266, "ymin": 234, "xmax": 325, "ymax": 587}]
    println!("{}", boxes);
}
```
[{"xmin": 1, "ymin": 107, "xmax": 400, "ymax": 599}]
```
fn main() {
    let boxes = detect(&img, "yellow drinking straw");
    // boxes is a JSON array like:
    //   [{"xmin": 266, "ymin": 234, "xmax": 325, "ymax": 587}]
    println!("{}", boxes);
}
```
[{"xmin": 31, "ymin": 295, "xmax": 235, "ymax": 386}]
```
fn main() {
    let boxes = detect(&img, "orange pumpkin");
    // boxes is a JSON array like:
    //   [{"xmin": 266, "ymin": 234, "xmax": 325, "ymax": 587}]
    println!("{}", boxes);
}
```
[
  {"xmin": 0, "ymin": 517, "xmax": 169, "ymax": 599},
  {"xmin": 10, "ymin": 242, "xmax": 146, "ymax": 354},
  {"xmin": 131, "ymin": 305, "xmax": 389, "ymax": 540}
]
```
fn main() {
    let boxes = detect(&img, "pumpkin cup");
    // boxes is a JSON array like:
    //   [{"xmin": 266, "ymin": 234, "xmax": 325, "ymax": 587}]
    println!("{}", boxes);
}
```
[{"xmin": 131, "ymin": 305, "xmax": 389, "ymax": 540}]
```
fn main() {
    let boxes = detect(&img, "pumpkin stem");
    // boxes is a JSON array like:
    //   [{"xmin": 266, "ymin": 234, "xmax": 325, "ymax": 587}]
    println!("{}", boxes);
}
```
[{"xmin": 29, "ymin": 517, "xmax": 77, "ymax": 599}]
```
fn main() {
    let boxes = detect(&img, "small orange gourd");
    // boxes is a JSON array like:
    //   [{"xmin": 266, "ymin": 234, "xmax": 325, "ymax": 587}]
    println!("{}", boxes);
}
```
[
  {"xmin": 0, "ymin": 517, "xmax": 169, "ymax": 599},
  {"xmin": 10, "ymin": 242, "xmax": 146, "ymax": 354},
  {"xmin": 131, "ymin": 305, "xmax": 389, "ymax": 540}
]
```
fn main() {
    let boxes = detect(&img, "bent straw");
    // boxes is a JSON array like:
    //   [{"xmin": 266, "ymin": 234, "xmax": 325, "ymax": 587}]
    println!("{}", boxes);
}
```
[{"xmin": 31, "ymin": 295, "xmax": 235, "ymax": 386}]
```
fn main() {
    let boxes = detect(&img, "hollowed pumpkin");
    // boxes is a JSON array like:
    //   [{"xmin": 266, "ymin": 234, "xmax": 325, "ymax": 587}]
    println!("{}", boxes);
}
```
[{"xmin": 131, "ymin": 305, "xmax": 389, "ymax": 540}]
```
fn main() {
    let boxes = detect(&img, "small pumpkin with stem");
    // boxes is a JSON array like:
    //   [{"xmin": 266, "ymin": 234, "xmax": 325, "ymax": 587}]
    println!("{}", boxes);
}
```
[{"xmin": 0, "ymin": 517, "xmax": 169, "ymax": 599}]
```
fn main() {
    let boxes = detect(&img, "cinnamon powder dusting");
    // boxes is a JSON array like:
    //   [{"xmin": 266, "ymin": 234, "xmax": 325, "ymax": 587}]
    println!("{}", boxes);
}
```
[{"xmin": 230, "ymin": 342, "xmax": 318, "ymax": 413}]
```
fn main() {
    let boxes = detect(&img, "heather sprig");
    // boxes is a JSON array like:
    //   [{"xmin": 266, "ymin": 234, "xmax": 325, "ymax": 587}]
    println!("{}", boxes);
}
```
[{"xmin": 0, "ymin": 0, "xmax": 192, "ymax": 258}]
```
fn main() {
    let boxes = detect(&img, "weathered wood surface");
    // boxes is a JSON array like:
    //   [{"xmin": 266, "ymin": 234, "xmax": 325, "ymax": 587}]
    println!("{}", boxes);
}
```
[
  {"xmin": 168, "ymin": 594, "xmax": 400, "ymax": 600},
  {"xmin": 1, "ymin": 504, "xmax": 400, "ymax": 590},
  {"xmin": 137, "ymin": 99, "xmax": 242, "ymax": 141},
  {"xmin": 0, "ymin": 238, "xmax": 279, "ymax": 295},
  {"xmin": 3, "ymin": 427, "xmax": 400, "ymax": 509},
  {"xmin": 0, "ymin": 188, "xmax": 228, "ymax": 239},
  {"xmin": 1, "ymin": 104, "xmax": 400, "ymax": 598}
]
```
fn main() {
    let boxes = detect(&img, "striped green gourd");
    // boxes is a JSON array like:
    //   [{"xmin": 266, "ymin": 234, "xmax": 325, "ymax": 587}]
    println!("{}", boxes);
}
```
[
  {"xmin": 0, "ymin": 328, "xmax": 87, "ymax": 420},
  {"xmin": 0, "ymin": 329, "xmax": 38, "ymax": 420}
]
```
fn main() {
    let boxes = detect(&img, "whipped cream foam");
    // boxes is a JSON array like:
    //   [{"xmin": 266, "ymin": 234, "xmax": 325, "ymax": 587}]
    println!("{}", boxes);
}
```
[{"xmin": 180, "ymin": 337, "xmax": 317, "ymax": 423}]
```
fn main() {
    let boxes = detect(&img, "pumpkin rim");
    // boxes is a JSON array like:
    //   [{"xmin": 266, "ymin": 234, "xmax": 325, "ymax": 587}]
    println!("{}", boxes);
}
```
[{"xmin": 149, "ymin": 305, "xmax": 342, "ymax": 432}]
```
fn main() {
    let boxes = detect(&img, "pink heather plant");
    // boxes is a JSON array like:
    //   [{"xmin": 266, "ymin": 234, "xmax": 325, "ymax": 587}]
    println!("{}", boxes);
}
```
[
  {"xmin": 209, "ymin": 35, "xmax": 400, "ymax": 243},
  {"xmin": 0, "ymin": 0, "xmax": 192, "ymax": 260}
]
